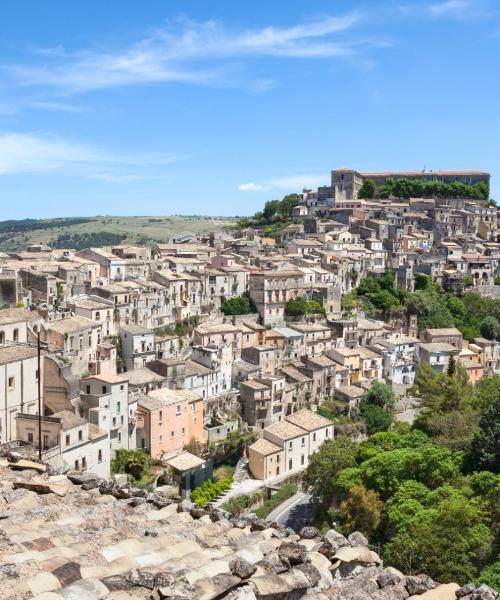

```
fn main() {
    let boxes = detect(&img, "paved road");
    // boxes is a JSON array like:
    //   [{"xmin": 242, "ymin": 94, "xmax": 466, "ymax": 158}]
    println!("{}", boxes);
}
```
[{"xmin": 269, "ymin": 492, "xmax": 314, "ymax": 532}]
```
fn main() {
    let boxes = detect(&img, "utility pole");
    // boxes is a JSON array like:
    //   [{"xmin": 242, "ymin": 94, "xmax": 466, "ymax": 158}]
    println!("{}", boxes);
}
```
[
  {"xmin": 6, "ymin": 335, "xmax": 48, "ymax": 459},
  {"xmin": 37, "ymin": 331, "xmax": 42, "ymax": 461}
]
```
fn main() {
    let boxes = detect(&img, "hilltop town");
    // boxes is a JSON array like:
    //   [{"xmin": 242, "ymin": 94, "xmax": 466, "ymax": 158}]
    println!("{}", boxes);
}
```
[{"xmin": 0, "ymin": 166, "xmax": 499, "ymax": 599}]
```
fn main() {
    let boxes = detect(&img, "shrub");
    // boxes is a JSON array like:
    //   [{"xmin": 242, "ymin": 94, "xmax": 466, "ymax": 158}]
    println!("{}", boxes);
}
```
[{"xmin": 191, "ymin": 476, "xmax": 233, "ymax": 507}]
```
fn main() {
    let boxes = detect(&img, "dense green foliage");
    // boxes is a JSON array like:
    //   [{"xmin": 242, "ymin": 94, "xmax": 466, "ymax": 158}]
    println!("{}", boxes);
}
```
[
  {"xmin": 221, "ymin": 295, "xmax": 253, "ymax": 315},
  {"xmin": 222, "ymin": 491, "xmax": 262, "ymax": 515},
  {"xmin": 358, "ymin": 179, "xmax": 375, "ymax": 199},
  {"xmin": 191, "ymin": 476, "xmax": 233, "ymax": 507},
  {"xmin": 237, "ymin": 193, "xmax": 301, "ymax": 237},
  {"xmin": 359, "ymin": 381, "xmax": 395, "ymax": 434},
  {"xmin": 285, "ymin": 296, "xmax": 326, "ymax": 317},
  {"xmin": 49, "ymin": 231, "xmax": 126, "ymax": 249},
  {"xmin": 377, "ymin": 177, "xmax": 489, "ymax": 200},
  {"xmin": 111, "ymin": 448, "xmax": 153, "ymax": 477},
  {"xmin": 254, "ymin": 483, "xmax": 297, "ymax": 518},
  {"xmin": 305, "ymin": 373, "xmax": 500, "ymax": 585},
  {"xmin": 350, "ymin": 271, "xmax": 500, "ymax": 340}
]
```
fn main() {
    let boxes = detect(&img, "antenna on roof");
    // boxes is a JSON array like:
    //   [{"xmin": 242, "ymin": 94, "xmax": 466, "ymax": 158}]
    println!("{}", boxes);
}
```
[{"xmin": 422, "ymin": 166, "xmax": 426, "ymax": 173}]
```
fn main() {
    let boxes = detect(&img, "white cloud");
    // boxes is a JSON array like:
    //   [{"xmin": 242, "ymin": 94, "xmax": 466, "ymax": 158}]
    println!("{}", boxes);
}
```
[
  {"xmin": 238, "ymin": 174, "xmax": 326, "ymax": 192},
  {"xmin": 429, "ymin": 1, "xmax": 472, "ymax": 15},
  {"xmin": 0, "ymin": 132, "xmax": 183, "ymax": 179},
  {"xmin": 1, "ymin": 13, "xmax": 369, "ymax": 94}
]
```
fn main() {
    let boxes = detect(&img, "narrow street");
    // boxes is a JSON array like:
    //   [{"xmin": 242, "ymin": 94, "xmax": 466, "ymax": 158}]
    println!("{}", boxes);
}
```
[{"xmin": 267, "ymin": 492, "xmax": 315, "ymax": 532}]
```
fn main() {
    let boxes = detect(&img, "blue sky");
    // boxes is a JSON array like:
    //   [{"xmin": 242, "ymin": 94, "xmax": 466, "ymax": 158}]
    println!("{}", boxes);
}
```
[{"xmin": 1, "ymin": 0, "xmax": 499, "ymax": 219}]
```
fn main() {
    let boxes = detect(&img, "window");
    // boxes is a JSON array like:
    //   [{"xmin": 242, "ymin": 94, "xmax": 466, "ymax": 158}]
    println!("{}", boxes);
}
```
[
  {"xmin": 171, "ymin": 430, "xmax": 175, "ymax": 438},
  {"xmin": 27, "ymin": 432, "xmax": 34, "ymax": 443},
  {"xmin": 117, "ymin": 402, "xmax": 121, "ymax": 413},
  {"xmin": 159, "ymin": 434, "xmax": 163, "ymax": 442},
  {"xmin": 98, "ymin": 449, "xmax": 102, "ymax": 463},
  {"xmin": 301, "ymin": 437, "xmax": 305, "ymax": 447},
  {"xmin": 288, "ymin": 441, "xmax": 292, "ymax": 450},
  {"xmin": 82, "ymin": 457, "xmax": 87, "ymax": 469},
  {"xmin": 0, "ymin": 331, "xmax": 4, "ymax": 344},
  {"xmin": 159, "ymin": 410, "xmax": 163, "ymax": 424},
  {"xmin": 120, "ymin": 385, "xmax": 124, "ymax": 391},
  {"xmin": 78, "ymin": 430, "xmax": 83, "ymax": 442},
  {"xmin": 182, "ymin": 427, "xmax": 185, "ymax": 436},
  {"xmin": 312, "ymin": 432, "xmax": 316, "ymax": 442},
  {"xmin": 8, "ymin": 377, "xmax": 14, "ymax": 390},
  {"xmin": 85, "ymin": 384, "xmax": 90, "ymax": 395},
  {"xmin": 95, "ymin": 312, "xmax": 100, "ymax": 321},
  {"xmin": 74, "ymin": 459, "xmax": 79, "ymax": 470},
  {"xmin": 13, "ymin": 328, "xmax": 19, "ymax": 342},
  {"xmin": 102, "ymin": 386, "xmax": 107, "ymax": 394},
  {"xmin": 325, "ymin": 428, "xmax": 329, "ymax": 438},
  {"xmin": 288, "ymin": 459, "xmax": 293, "ymax": 470},
  {"xmin": 118, "ymin": 432, "xmax": 121, "ymax": 442},
  {"xmin": 66, "ymin": 434, "xmax": 70, "ymax": 446},
  {"xmin": 301, "ymin": 455, "xmax": 305, "ymax": 466},
  {"xmin": 43, "ymin": 434, "xmax": 49, "ymax": 449},
  {"xmin": 176, "ymin": 404, "xmax": 181, "ymax": 416}
]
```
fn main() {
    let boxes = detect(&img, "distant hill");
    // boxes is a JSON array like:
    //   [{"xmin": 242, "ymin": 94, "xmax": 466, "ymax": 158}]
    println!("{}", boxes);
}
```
[{"xmin": 0, "ymin": 215, "xmax": 236, "ymax": 251}]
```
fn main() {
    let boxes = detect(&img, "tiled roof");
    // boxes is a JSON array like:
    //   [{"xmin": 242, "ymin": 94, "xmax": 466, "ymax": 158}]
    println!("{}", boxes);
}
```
[
  {"xmin": 249, "ymin": 438, "xmax": 282, "ymax": 456},
  {"xmin": 48, "ymin": 316, "xmax": 99, "ymax": 334},
  {"xmin": 0, "ymin": 345, "xmax": 38, "ymax": 365},
  {"xmin": 285, "ymin": 409, "xmax": 333, "ymax": 431},
  {"xmin": 0, "ymin": 308, "xmax": 37, "ymax": 325},
  {"xmin": 265, "ymin": 420, "xmax": 306, "ymax": 440}
]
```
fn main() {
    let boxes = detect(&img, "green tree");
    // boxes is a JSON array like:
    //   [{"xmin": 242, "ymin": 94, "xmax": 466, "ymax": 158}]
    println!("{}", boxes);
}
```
[
  {"xmin": 360, "ymin": 404, "xmax": 393, "ymax": 434},
  {"xmin": 285, "ymin": 296, "xmax": 309, "ymax": 316},
  {"xmin": 262, "ymin": 199, "xmax": 280, "ymax": 221},
  {"xmin": 339, "ymin": 485, "xmax": 383, "ymax": 538},
  {"xmin": 467, "ymin": 393, "xmax": 500, "ymax": 473},
  {"xmin": 358, "ymin": 179, "xmax": 375, "ymax": 199},
  {"xmin": 359, "ymin": 381, "xmax": 395, "ymax": 434},
  {"xmin": 357, "ymin": 277, "xmax": 380, "ymax": 296},
  {"xmin": 423, "ymin": 409, "xmax": 479, "ymax": 452},
  {"xmin": 476, "ymin": 563, "xmax": 500, "ymax": 590},
  {"xmin": 386, "ymin": 492, "xmax": 492, "ymax": 584},
  {"xmin": 279, "ymin": 193, "xmax": 301, "ymax": 218},
  {"xmin": 480, "ymin": 316, "xmax": 500, "ymax": 341},
  {"xmin": 307, "ymin": 299, "xmax": 326, "ymax": 316},
  {"xmin": 221, "ymin": 295, "xmax": 252, "ymax": 315},
  {"xmin": 470, "ymin": 375, "xmax": 500, "ymax": 411},
  {"xmin": 414, "ymin": 273, "xmax": 432, "ymax": 290},
  {"xmin": 362, "ymin": 381, "xmax": 396, "ymax": 410},
  {"xmin": 304, "ymin": 436, "xmax": 357, "ymax": 505}
]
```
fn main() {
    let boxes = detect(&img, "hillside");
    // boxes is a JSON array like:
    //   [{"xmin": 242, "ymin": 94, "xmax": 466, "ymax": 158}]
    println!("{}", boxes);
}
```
[{"xmin": 0, "ymin": 215, "xmax": 236, "ymax": 251}]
